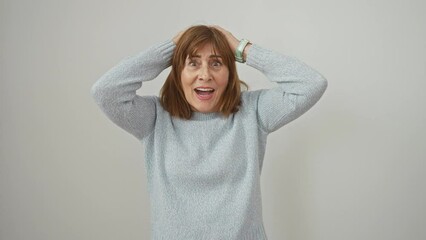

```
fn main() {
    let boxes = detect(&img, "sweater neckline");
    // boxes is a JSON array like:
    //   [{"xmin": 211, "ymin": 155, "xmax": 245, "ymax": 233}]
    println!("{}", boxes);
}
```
[{"xmin": 190, "ymin": 111, "xmax": 222, "ymax": 121}]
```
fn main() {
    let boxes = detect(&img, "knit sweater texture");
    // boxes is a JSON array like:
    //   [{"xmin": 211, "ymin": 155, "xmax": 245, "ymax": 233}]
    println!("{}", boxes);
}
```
[{"xmin": 90, "ymin": 39, "xmax": 327, "ymax": 240}]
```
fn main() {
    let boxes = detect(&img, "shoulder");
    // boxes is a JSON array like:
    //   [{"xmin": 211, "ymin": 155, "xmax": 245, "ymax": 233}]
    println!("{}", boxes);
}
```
[
  {"xmin": 238, "ymin": 90, "xmax": 264, "ymax": 117},
  {"xmin": 134, "ymin": 95, "xmax": 170, "ymax": 118},
  {"xmin": 149, "ymin": 95, "xmax": 168, "ymax": 114},
  {"xmin": 241, "ymin": 90, "xmax": 261, "ymax": 103},
  {"xmin": 240, "ymin": 89, "xmax": 269, "ymax": 110}
]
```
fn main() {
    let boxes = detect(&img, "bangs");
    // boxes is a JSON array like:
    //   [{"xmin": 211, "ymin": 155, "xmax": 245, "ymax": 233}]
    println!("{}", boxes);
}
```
[{"xmin": 184, "ymin": 38, "xmax": 233, "ymax": 66}]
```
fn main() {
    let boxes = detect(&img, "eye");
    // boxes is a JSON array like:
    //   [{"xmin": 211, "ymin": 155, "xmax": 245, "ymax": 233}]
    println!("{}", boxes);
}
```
[
  {"xmin": 187, "ymin": 59, "xmax": 199, "ymax": 67},
  {"xmin": 211, "ymin": 60, "xmax": 222, "ymax": 68}
]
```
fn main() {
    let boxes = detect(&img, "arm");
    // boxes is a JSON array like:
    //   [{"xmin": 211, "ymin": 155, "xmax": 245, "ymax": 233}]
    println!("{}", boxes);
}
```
[
  {"xmin": 246, "ymin": 45, "xmax": 328, "ymax": 133},
  {"xmin": 90, "ymin": 40, "xmax": 175, "ymax": 140},
  {"xmin": 213, "ymin": 26, "xmax": 327, "ymax": 133}
]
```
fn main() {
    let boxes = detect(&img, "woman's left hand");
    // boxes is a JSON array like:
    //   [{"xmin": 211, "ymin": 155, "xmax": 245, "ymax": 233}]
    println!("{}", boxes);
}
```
[
  {"xmin": 210, "ymin": 25, "xmax": 240, "ymax": 52},
  {"xmin": 211, "ymin": 25, "xmax": 251, "ymax": 61}
]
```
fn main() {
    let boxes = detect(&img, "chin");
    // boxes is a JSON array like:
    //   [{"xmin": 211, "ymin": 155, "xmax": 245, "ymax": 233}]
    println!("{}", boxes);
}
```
[
  {"xmin": 191, "ymin": 103, "xmax": 217, "ymax": 113},
  {"xmin": 189, "ymin": 98, "xmax": 218, "ymax": 113}
]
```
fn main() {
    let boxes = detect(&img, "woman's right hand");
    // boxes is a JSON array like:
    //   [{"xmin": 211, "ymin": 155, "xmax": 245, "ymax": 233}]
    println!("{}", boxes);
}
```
[{"xmin": 172, "ymin": 30, "xmax": 185, "ymax": 44}]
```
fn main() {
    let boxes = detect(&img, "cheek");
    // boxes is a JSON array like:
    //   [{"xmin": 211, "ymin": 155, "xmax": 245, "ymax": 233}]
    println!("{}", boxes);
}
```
[
  {"xmin": 181, "ymin": 68, "xmax": 198, "ymax": 81},
  {"xmin": 180, "ymin": 71, "xmax": 192, "ymax": 91},
  {"xmin": 180, "ymin": 70, "xmax": 188, "ymax": 84},
  {"xmin": 217, "ymin": 72, "xmax": 230, "ymax": 89}
]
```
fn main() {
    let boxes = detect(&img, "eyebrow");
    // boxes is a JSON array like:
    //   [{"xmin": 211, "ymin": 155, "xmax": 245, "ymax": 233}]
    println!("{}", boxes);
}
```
[{"xmin": 189, "ymin": 54, "xmax": 222, "ymax": 59}]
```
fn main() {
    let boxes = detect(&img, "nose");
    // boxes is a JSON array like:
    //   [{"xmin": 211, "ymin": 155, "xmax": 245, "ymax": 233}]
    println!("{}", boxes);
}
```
[{"xmin": 198, "ymin": 64, "xmax": 211, "ymax": 81}]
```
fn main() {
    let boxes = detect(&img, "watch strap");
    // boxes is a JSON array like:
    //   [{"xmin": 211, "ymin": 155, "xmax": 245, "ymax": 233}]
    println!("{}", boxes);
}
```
[{"xmin": 235, "ymin": 39, "xmax": 250, "ymax": 63}]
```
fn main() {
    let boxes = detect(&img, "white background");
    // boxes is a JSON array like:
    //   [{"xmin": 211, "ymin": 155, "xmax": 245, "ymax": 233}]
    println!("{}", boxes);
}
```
[{"xmin": 1, "ymin": 0, "xmax": 425, "ymax": 239}]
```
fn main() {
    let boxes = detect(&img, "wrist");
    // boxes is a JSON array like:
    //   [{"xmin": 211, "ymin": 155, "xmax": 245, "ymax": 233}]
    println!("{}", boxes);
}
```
[
  {"xmin": 235, "ymin": 39, "xmax": 251, "ymax": 63},
  {"xmin": 243, "ymin": 43, "xmax": 252, "ymax": 62}
]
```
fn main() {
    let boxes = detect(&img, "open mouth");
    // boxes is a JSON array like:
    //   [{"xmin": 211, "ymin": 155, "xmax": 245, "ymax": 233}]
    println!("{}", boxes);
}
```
[{"xmin": 194, "ymin": 87, "xmax": 215, "ymax": 100}]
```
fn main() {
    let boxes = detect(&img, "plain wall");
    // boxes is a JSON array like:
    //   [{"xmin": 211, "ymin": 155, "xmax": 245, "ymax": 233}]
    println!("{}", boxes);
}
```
[{"xmin": 1, "ymin": 0, "xmax": 425, "ymax": 239}]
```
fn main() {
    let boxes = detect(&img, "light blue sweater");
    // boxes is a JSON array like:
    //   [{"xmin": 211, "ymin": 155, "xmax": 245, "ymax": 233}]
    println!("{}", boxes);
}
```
[{"xmin": 91, "ymin": 39, "xmax": 327, "ymax": 240}]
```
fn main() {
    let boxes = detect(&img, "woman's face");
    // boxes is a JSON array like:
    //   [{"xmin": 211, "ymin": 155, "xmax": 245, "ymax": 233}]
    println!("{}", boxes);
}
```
[{"xmin": 180, "ymin": 43, "xmax": 229, "ymax": 113}]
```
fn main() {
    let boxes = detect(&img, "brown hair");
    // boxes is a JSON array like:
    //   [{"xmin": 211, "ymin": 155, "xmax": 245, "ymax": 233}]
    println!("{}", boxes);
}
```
[{"xmin": 160, "ymin": 25, "xmax": 247, "ymax": 119}]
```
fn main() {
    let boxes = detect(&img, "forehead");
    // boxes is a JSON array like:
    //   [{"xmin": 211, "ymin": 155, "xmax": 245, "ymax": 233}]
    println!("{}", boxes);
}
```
[{"xmin": 188, "ymin": 42, "xmax": 221, "ymax": 57}]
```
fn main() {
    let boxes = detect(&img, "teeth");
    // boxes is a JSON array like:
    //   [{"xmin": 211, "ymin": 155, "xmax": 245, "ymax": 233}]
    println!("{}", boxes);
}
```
[{"xmin": 195, "ymin": 88, "xmax": 214, "ymax": 92}]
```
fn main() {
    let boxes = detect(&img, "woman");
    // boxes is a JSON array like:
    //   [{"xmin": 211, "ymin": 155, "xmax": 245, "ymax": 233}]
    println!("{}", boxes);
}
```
[{"xmin": 91, "ymin": 25, "xmax": 327, "ymax": 240}]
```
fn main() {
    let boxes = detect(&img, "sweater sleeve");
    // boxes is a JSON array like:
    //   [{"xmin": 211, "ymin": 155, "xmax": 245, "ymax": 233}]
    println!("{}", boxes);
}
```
[
  {"xmin": 90, "ymin": 40, "xmax": 175, "ymax": 140},
  {"xmin": 245, "ymin": 44, "xmax": 328, "ymax": 133}
]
